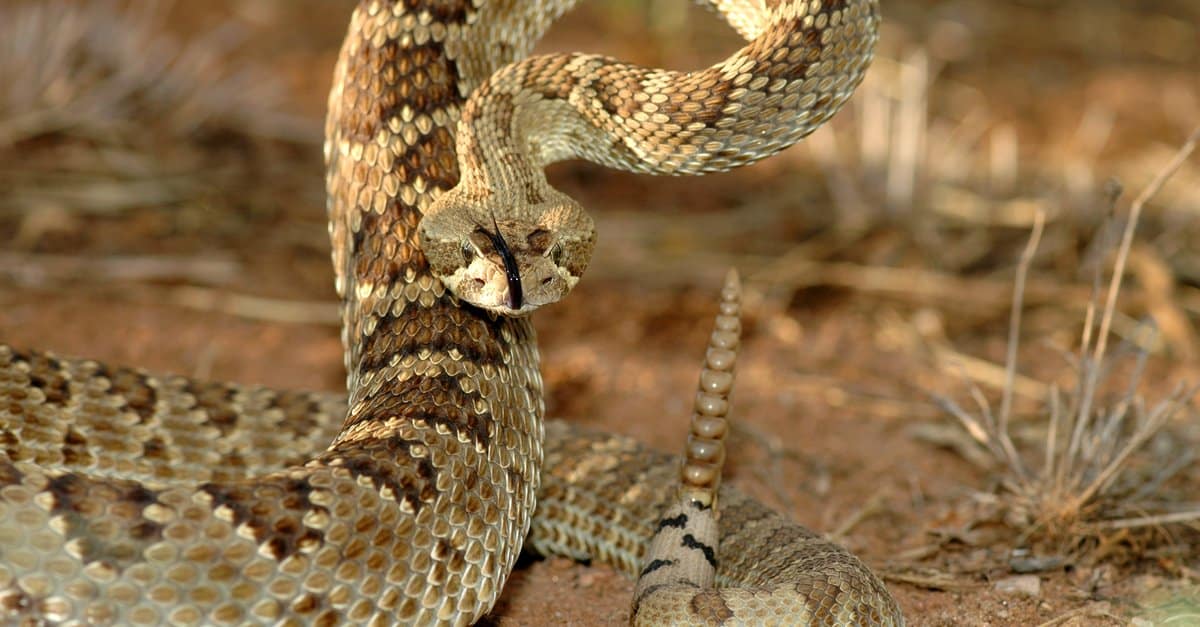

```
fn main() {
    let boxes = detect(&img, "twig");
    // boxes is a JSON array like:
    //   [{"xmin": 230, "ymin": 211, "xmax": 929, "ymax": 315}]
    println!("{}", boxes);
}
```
[
  {"xmin": 1034, "ymin": 604, "xmax": 1120, "ymax": 627},
  {"xmin": 908, "ymin": 421, "xmax": 995, "ymax": 470},
  {"xmin": 1044, "ymin": 385, "xmax": 1061, "ymax": 483},
  {"xmin": 1096, "ymin": 509, "xmax": 1200, "ymax": 530},
  {"xmin": 829, "ymin": 489, "xmax": 888, "ymax": 541},
  {"xmin": 1064, "ymin": 128, "xmax": 1199, "ymax": 493},
  {"xmin": 0, "ymin": 252, "xmax": 240, "ymax": 286},
  {"xmin": 880, "ymin": 569, "xmax": 982, "ymax": 591},
  {"xmin": 1129, "ymin": 449, "xmax": 1196, "ymax": 503},
  {"xmin": 166, "ymin": 287, "xmax": 340, "ymax": 325},
  {"xmin": 1065, "ymin": 197, "xmax": 1119, "ymax": 486},
  {"xmin": 1072, "ymin": 384, "xmax": 1195, "ymax": 509},
  {"xmin": 931, "ymin": 344, "xmax": 1047, "ymax": 401},
  {"xmin": 1093, "ymin": 127, "xmax": 1200, "ymax": 369},
  {"xmin": 996, "ymin": 210, "xmax": 1045, "ymax": 480}
]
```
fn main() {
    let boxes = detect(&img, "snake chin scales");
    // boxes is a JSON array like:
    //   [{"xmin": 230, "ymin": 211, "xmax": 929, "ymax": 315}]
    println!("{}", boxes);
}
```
[{"xmin": 420, "ymin": 186, "xmax": 595, "ymax": 315}]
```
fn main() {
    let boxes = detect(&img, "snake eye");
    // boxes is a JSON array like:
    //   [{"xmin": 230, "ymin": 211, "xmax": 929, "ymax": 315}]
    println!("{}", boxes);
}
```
[
  {"xmin": 461, "ymin": 240, "xmax": 475, "ymax": 264},
  {"xmin": 549, "ymin": 243, "xmax": 564, "ymax": 265}
]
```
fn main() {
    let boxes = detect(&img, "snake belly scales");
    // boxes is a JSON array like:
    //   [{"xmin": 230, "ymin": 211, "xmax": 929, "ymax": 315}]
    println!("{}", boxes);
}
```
[{"xmin": 0, "ymin": 0, "xmax": 903, "ymax": 625}]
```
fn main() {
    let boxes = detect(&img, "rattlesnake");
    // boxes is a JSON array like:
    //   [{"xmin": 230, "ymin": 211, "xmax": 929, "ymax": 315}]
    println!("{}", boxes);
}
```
[{"xmin": 0, "ymin": 0, "xmax": 901, "ymax": 625}]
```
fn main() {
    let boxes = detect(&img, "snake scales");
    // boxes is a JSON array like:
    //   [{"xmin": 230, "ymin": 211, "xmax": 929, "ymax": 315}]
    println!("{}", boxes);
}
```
[{"xmin": 0, "ymin": 0, "xmax": 901, "ymax": 624}]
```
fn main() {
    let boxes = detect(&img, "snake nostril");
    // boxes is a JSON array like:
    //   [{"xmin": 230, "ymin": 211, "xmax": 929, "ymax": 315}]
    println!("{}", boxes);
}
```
[
  {"xmin": 473, "ymin": 278, "xmax": 486, "ymax": 288},
  {"xmin": 541, "ymin": 277, "xmax": 553, "ymax": 285}
]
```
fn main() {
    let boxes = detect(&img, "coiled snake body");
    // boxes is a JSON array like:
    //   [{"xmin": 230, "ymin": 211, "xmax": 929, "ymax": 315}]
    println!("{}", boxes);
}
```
[{"xmin": 0, "ymin": 0, "xmax": 901, "ymax": 624}]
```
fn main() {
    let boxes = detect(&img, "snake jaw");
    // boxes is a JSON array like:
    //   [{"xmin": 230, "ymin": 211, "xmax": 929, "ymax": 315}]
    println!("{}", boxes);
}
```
[
  {"xmin": 419, "ymin": 188, "xmax": 595, "ymax": 316},
  {"xmin": 449, "ymin": 225, "xmax": 586, "ymax": 315}
]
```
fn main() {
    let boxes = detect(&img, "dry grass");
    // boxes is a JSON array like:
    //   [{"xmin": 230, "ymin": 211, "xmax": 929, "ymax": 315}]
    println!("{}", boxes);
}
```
[
  {"xmin": 937, "ymin": 128, "xmax": 1200, "ymax": 561},
  {"xmin": 0, "ymin": 1, "xmax": 291, "ymax": 140},
  {"xmin": 805, "ymin": 22, "xmax": 1200, "ymax": 303},
  {"xmin": 0, "ymin": 0, "xmax": 315, "ymax": 220},
  {"xmin": 807, "ymin": 34, "xmax": 1046, "ymax": 223}
]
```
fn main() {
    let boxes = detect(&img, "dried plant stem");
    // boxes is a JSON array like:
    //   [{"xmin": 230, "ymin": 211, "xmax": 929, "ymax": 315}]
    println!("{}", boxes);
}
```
[
  {"xmin": 1093, "ymin": 127, "xmax": 1199, "ymax": 368},
  {"xmin": 1069, "ymin": 386, "xmax": 1192, "ymax": 511},
  {"xmin": 1097, "ymin": 509, "xmax": 1200, "ymax": 530},
  {"xmin": 996, "ymin": 209, "xmax": 1045, "ymax": 480},
  {"xmin": 0, "ymin": 252, "xmax": 240, "ymax": 286},
  {"xmin": 938, "ymin": 128, "xmax": 1200, "ymax": 556},
  {"xmin": 166, "ymin": 287, "xmax": 340, "ymax": 325},
  {"xmin": 1062, "ymin": 127, "xmax": 1200, "ymax": 491},
  {"xmin": 1043, "ymin": 385, "xmax": 1061, "ymax": 482}
]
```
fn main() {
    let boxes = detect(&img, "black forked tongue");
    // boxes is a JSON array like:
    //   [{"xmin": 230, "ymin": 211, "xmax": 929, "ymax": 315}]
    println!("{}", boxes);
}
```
[{"xmin": 486, "ymin": 216, "xmax": 523, "ymax": 311}]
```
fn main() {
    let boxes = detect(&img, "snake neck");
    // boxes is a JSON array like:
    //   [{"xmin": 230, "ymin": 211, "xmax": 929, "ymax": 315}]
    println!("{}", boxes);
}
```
[
  {"xmin": 323, "ymin": 1, "xmax": 531, "ymax": 406},
  {"xmin": 318, "ymin": 2, "xmax": 565, "ymax": 617},
  {"xmin": 321, "ymin": 0, "xmax": 583, "ymax": 362}
]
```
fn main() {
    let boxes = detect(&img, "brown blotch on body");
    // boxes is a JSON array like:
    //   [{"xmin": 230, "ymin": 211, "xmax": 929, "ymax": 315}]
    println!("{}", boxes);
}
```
[
  {"xmin": 651, "ymin": 69, "xmax": 732, "ymax": 128},
  {"xmin": 110, "ymin": 369, "xmax": 157, "ymax": 423},
  {"xmin": 690, "ymin": 590, "xmax": 735, "ymax": 623},
  {"xmin": 749, "ymin": 19, "xmax": 823, "ymax": 82},
  {"xmin": 766, "ymin": 0, "xmax": 847, "ymax": 13},
  {"xmin": 356, "ymin": 300, "xmax": 509, "ymax": 376},
  {"xmin": 61, "ymin": 427, "xmax": 93, "ymax": 467},
  {"xmin": 0, "ymin": 461, "xmax": 24, "ymax": 488},
  {"xmin": 526, "ymin": 55, "xmax": 575, "ymax": 101},
  {"xmin": 432, "ymin": 537, "xmax": 468, "ymax": 575},
  {"xmin": 291, "ymin": 592, "xmax": 321, "ymax": 615},
  {"xmin": 594, "ymin": 70, "xmax": 643, "ymax": 121},
  {"xmin": 391, "ymin": 0, "xmax": 477, "ymax": 25},
  {"xmin": 0, "ymin": 432, "xmax": 20, "ymax": 464},
  {"xmin": 141, "ymin": 436, "xmax": 168, "ymax": 461},
  {"xmin": 46, "ymin": 473, "xmax": 165, "ymax": 567},
  {"xmin": 350, "ymin": 209, "xmax": 425, "ymax": 290},
  {"xmin": 0, "ymin": 589, "xmax": 32, "ymax": 614},
  {"xmin": 323, "ymin": 435, "xmax": 438, "ymax": 514},
  {"xmin": 201, "ymin": 476, "xmax": 326, "ymax": 561},
  {"xmin": 25, "ymin": 353, "xmax": 70, "ymax": 408},
  {"xmin": 347, "ymin": 371, "xmax": 493, "ymax": 449},
  {"xmin": 314, "ymin": 609, "xmax": 341, "ymax": 627},
  {"xmin": 337, "ymin": 36, "xmax": 464, "ymax": 145},
  {"xmin": 274, "ymin": 393, "xmax": 329, "ymax": 443},
  {"xmin": 795, "ymin": 579, "xmax": 844, "ymax": 624},
  {"xmin": 181, "ymin": 382, "xmax": 241, "ymax": 436},
  {"xmin": 391, "ymin": 126, "xmax": 461, "ymax": 193},
  {"xmin": 47, "ymin": 473, "xmax": 158, "ymax": 514}
]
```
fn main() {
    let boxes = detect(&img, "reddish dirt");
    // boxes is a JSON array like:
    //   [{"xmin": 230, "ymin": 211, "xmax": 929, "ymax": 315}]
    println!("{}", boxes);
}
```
[{"xmin": 2, "ymin": 1, "xmax": 1198, "ymax": 625}]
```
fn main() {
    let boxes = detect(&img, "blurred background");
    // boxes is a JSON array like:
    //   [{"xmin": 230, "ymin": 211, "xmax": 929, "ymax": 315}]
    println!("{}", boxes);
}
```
[{"xmin": 0, "ymin": 1, "xmax": 1197, "ymax": 623}]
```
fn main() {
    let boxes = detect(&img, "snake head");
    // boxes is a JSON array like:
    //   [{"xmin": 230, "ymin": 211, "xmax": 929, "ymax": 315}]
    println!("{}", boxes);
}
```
[{"xmin": 419, "ymin": 186, "xmax": 595, "ymax": 316}]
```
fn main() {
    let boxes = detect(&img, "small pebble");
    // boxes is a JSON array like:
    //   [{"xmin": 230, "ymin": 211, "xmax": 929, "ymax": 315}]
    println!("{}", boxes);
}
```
[{"xmin": 993, "ymin": 574, "xmax": 1040, "ymax": 597}]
